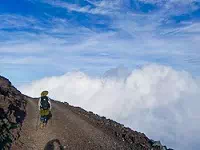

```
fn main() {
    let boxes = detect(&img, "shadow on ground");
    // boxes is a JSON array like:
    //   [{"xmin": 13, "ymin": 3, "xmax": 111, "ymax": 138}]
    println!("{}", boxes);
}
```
[{"xmin": 44, "ymin": 139, "xmax": 64, "ymax": 150}]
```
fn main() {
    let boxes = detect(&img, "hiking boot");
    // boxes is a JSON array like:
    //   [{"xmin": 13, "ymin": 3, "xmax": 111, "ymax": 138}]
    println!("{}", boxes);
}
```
[
  {"xmin": 43, "ymin": 123, "xmax": 47, "ymax": 127},
  {"xmin": 40, "ymin": 122, "xmax": 44, "ymax": 128}
]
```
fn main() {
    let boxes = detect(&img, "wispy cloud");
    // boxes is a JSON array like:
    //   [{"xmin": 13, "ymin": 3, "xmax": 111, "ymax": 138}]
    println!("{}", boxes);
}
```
[
  {"xmin": 137, "ymin": 0, "xmax": 199, "ymax": 14},
  {"xmin": 0, "ymin": 14, "xmax": 38, "ymax": 30},
  {"xmin": 43, "ymin": 0, "xmax": 117, "ymax": 15},
  {"xmin": 0, "ymin": 1, "xmax": 199, "ymax": 88},
  {"xmin": 0, "ymin": 56, "xmax": 51, "ymax": 65},
  {"xmin": 0, "ymin": 8, "xmax": 200, "ymax": 77}
]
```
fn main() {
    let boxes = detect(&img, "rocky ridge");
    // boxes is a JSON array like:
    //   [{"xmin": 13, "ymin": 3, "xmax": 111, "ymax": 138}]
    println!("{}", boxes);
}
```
[
  {"xmin": 0, "ymin": 76, "xmax": 26, "ymax": 149},
  {"xmin": 64, "ymin": 102, "xmax": 173, "ymax": 150}
]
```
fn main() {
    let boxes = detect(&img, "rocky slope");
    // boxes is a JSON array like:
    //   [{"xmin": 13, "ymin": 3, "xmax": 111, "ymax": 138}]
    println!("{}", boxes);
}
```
[
  {"xmin": 0, "ymin": 76, "xmax": 26, "ymax": 149},
  {"xmin": 0, "ymin": 76, "xmax": 173, "ymax": 150}
]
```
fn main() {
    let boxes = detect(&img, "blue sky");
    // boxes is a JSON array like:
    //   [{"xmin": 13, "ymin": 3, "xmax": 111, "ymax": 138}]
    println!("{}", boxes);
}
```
[{"xmin": 0, "ymin": 0, "xmax": 200, "ymax": 86}]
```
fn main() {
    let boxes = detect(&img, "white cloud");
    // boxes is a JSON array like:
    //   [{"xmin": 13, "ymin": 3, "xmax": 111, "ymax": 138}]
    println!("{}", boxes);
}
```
[
  {"xmin": 1, "ymin": 20, "xmax": 199, "ymax": 75},
  {"xmin": 19, "ymin": 64, "xmax": 200, "ymax": 150},
  {"xmin": 0, "ymin": 56, "xmax": 51, "ymax": 65},
  {"xmin": 86, "ymin": 0, "xmax": 121, "ymax": 10},
  {"xmin": 1, "ymin": 1, "xmax": 200, "ymax": 74},
  {"xmin": 45, "ymin": 0, "xmax": 199, "ymax": 17},
  {"xmin": 0, "ymin": 41, "xmax": 49, "ymax": 53},
  {"xmin": 138, "ymin": 0, "xmax": 199, "ymax": 15},
  {"xmin": 0, "ymin": 14, "xmax": 40, "ymax": 30},
  {"xmin": 179, "ymin": 23, "xmax": 200, "ymax": 33},
  {"xmin": 137, "ymin": 0, "xmax": 198, "ymax": 6},
  {"xmin": 44, "ymin": 0, "xmax": 115, "ymax": 15}
]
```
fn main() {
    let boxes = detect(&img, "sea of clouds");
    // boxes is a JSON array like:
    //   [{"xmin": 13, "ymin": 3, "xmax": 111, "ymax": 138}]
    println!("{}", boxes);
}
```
[{"xmin": 19, "ymin": 64, "xmax": 200, "ymax": 150}]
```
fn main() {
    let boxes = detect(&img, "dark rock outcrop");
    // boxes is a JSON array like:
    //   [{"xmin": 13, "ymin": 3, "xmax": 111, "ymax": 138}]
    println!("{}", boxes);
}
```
[{"xmin": 0, "ymin": 76, "xmax": 26, "ymax": 150}]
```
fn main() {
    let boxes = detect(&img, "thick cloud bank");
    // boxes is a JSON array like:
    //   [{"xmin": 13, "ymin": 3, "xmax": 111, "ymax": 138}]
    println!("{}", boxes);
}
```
[{"xmin": 19, "ymin": 64, "xmax": 200, "ymax": 150}]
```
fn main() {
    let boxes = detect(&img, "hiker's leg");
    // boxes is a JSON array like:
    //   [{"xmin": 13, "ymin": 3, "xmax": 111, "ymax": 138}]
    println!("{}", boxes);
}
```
[
  {"xmin": 42, "ymin": 116, "xmax": 47, "ymax": 127},
  {"xmin": 44, "ymin": 110, "xmax": 50, "ymax": 124},
  {"xmin": 40, "ymin": 116, "xmax": 44, "ymax": 128},
  {"xmin": 40, "ymin": 109, "xmax": 46, "ymax": 126}
]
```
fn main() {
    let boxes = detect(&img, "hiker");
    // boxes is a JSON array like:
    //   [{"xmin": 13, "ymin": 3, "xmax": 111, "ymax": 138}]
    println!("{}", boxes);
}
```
[{"xmin": 38, "ymin": 91, "xmax": 52, "ymax": 128}]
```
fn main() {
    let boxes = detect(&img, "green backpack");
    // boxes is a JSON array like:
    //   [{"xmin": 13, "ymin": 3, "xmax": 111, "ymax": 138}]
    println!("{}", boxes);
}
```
[{"xmin": 40, "ymin": 96, "xmax": 50, "ymax": 110}]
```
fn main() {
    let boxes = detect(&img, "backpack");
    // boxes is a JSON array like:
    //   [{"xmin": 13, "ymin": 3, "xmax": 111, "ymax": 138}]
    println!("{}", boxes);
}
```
[{"xmin": 40, "ymin": 96, "xmax": 50, "ymax": 110}]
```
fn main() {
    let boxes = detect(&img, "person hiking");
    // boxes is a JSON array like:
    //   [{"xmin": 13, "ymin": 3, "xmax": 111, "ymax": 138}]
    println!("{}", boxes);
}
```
[{"xmin": 38, "ymin": 91, "xmax": 52, "ymax": 128}]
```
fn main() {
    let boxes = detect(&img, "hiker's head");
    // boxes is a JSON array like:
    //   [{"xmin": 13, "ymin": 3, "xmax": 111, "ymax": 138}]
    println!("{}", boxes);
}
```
[{"xmin": 41, "ymin": 91, "xmax": 49, "ymax": 97}]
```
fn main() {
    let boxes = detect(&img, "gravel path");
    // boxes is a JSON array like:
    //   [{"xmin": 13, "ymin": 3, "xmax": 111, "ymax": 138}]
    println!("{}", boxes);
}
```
[{"xmin": 14, "ymin": 98, "xmax": 129, "ymax": 150}]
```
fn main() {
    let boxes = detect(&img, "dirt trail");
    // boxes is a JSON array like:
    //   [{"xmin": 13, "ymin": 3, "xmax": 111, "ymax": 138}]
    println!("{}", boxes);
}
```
[{"xmin": 14, "ymin": 98, "xmax": 128, "ymax": 150}]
